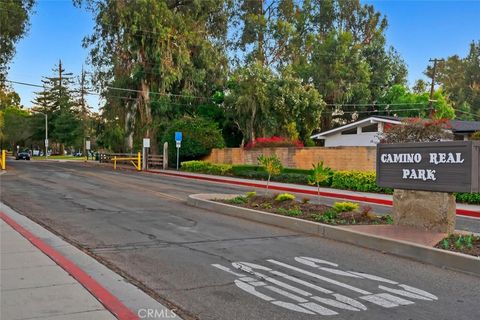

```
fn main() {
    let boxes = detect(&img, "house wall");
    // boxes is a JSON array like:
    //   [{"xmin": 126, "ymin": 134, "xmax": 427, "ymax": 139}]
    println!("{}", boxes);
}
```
[
  {"xmin": 203, "ymin": 146, "xmax": 377, "ymax": 171},
  {"xmin": 323, "ymin": 121, "xmax": 384, "ymax": 147},
  {"xmin": 324, "ymin": 131, "xmax": 379, "ymax": 147}
]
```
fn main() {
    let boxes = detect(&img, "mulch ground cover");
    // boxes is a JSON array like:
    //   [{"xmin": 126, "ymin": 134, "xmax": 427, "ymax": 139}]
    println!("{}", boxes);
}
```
[
  {"xmin": 435, "ymin": 234, "xmax": 480, "ymax": 257},
  {"xmin": 217, "ymin": 194, "xmax": 392, "ymax": 225}
]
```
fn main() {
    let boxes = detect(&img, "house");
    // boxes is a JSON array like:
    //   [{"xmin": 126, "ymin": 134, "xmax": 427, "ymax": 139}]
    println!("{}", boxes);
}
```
[{"xmin": 310, "ymin": 116, "xmax": 480, "ymax": 147}]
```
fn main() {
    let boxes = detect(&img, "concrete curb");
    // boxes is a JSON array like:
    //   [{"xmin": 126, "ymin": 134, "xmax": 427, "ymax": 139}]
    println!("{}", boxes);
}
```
[
  {"xmin": 187, "ymin": 193, "xmax": 480, "ymax": 277},
  {"xmin": 0, "ymin": 202, "xmax": 182, "ymax": 319}
]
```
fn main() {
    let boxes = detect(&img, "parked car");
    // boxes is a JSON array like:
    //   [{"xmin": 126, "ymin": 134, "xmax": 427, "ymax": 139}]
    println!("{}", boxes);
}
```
[{"xmin": 16, "ymin": 151, "xmax": 30, "ymax": 160}]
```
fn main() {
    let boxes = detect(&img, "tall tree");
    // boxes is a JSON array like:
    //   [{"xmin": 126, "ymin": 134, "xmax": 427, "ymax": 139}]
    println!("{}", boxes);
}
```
[
  {"xmin": 31, "ymin": 61, "xmax": 81, "ymax": 151},
  {"xmin": 0, "ymin": 0, "xmax": 35, "ymax": 80},
  {"xmin": 425, "ymin": 41, "xmax": 480, "ymax": 119},
  {"xmin": 75, "ymin": 0, "xmax": 229, "ymax": 153}
]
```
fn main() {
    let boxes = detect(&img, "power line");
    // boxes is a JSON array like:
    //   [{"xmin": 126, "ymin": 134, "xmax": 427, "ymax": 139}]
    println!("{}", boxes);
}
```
[{"xmin": 5, "ymin": 79, "xmax": 211, "ymax": 100}]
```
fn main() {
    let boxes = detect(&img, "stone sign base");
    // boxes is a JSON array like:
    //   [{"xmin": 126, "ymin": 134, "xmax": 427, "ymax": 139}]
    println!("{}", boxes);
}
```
[{"xmin": 392, "ymin": 189, "xmax": 456, "ymax": 234}]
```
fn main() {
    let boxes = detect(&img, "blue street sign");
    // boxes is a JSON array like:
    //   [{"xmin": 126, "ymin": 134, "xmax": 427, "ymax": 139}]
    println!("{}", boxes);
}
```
[{"xmin": 175, "ymin": 131, "xmax": 183, "ymax": 142}]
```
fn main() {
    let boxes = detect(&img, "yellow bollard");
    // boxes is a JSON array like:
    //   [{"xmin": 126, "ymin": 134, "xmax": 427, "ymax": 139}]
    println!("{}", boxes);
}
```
[
  {"xmin": 113, "ymin": 156, "xmax": 117, "ymax": 170},
  {"xmin": 137, "ymin": 152, "xmax": 141, "ymax": 171},
  {"xmin": 1, "ymin": 150, "xmax": 5, "ymax": 170}
]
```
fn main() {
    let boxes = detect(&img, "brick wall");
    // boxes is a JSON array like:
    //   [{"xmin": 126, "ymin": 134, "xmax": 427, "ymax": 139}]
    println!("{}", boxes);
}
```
[{"xmin": 203, "ymin": 147, "xmax": 376, "ymax": 171}]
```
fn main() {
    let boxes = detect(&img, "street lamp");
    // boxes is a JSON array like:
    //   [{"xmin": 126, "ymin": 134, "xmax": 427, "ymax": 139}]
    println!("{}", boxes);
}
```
[{"xmin": 32, "ymin": 111, "xmax": 48, "ymax": 159}]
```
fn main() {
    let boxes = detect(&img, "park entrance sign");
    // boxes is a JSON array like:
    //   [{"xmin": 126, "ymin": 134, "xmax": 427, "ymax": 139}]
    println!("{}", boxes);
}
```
[{"xmin": 376, "ymin": 141, "xmax": 479, "ymax": 193}]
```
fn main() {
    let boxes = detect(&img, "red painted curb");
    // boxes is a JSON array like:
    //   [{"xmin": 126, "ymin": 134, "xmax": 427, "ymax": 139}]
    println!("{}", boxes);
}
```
[
  {"xmin": 147, "ymin": 170, "xmax": 480, "ymax": 219},
  {"xmin": 0, "ymin": 211, "xmax": 139, "ymax": 320}
]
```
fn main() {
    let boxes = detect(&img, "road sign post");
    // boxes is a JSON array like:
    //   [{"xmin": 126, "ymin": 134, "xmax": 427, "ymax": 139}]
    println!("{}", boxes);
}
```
[
  {"xmin": 175, "ymin": 132, "xmax": 182, "ymax": 171},
  {"xmin": 85, "ymin": 140, "xmax": 91, "ymax": 160},
  {"xmin": 143, "ymin": 138, "xmax": 150, "ymax": 170}
]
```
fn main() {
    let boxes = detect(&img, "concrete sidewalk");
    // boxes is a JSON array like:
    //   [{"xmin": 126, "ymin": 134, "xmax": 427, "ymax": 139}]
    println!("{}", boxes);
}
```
[
  {"xmin": 148, "ymin": 169, "xmax": 480, "ymax": 216},
  {"xmin": 0, "ymin": 202, "xmax": 181, "ymax": 320},
  {"xmin": 0, "ymin": 219, "xmax": 116, "ymax": 320}
]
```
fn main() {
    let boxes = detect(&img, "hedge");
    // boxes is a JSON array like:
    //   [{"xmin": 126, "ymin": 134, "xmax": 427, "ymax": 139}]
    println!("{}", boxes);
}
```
[
  {"xmin": 331, "ymin": 171, "xmax": 393, "ymax": 194},
  {"xmin": 180, "ymin": 161, "xmax": 232, "ymax": 176},
  {"xmin": 179, "ymin": 160, "xmax": 480, "ymax": 204}
]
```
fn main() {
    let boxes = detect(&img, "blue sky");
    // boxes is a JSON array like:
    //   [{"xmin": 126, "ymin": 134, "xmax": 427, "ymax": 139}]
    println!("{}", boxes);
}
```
[{"xmin": 7, "ymin": 0, "xmax": 480, "ymax": 111}]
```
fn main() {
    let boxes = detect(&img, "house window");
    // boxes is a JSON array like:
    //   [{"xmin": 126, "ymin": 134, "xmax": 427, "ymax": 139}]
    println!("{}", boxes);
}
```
[
  {"xmin": 341, "ymin": 128, "xmax": 357, "ymax": 135},
  {"xmin": 361, "ymin": 123, "xmax": 378, "ymax": 133}
]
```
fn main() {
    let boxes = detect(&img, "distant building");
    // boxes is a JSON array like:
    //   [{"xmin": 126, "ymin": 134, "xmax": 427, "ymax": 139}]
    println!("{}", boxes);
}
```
[{"xmin": 310, "ymin": 116, "xmax": 480, "ymax": 147}]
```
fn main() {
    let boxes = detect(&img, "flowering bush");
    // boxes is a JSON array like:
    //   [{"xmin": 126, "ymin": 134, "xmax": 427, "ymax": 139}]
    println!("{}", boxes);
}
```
[
  {"xmin": 380, "ymin": 118, "xmax": 453, "ymax": 143},
  {"xmin": 245, "ymin": 136, "xmax": 304, "ymax": 149}
]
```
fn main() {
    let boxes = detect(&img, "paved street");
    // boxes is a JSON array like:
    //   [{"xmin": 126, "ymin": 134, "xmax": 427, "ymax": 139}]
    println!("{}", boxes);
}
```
[{"xmin": 1, "ymin": 161, "xmax": 479, "ymax": 320}]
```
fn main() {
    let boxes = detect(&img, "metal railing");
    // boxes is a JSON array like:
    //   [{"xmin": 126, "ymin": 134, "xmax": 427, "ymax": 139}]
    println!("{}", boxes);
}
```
[{"xmin": 99, "ymin": 152, "xmax": 141, "ymax": 171}]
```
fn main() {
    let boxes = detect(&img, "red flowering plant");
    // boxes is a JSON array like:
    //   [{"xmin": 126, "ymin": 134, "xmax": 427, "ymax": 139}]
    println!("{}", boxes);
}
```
[
  {"xmin": 379, "ymin": 118, "xmax": 453, "ymax": 143},
  {"xmin": 244, "ymin": 136, "xmax": 304, "ymax": 149}
]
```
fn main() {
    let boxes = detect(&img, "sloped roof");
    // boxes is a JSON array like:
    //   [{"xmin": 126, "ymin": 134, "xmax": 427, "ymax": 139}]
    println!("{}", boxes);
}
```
[
  {"xmin": 310, "ymin": 116, "xmax": 480, "ymax": 139},
  {"xmin": 310, "ymin": 117, "xmax": 401, "ymax": 139}
]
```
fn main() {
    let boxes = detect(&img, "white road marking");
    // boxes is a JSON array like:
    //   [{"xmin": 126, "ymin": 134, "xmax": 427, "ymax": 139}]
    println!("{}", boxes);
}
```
[
  {"xmin": 300, "ymin": 302, "xmax": 338, "ymax": 316},
  {"xmin": 271, "ymin": 301, "xmax": 315, "ymax": 314},
  {"xmin": 268, "ymin": 259, "xmax": 372, "ymax": 295},
  {"xmin": 213, "ymin": 256, "xmax": 437, "ymax": 316},
  {"xmin": 233, "ymin": 262, "xmax": 312, "ymax": 297},
  {"xmin": 378, "ymin": 285, "xmax": 434, "ymax": 301},
  {"xmin": 399, "ymin": 284, "xmax": 438, "ymax": 300},
  {"xmin": 332, "ymin": 293, "xmax": 368, "ymax": 310},
  {"xmin": 269, "ymin": 270, "xmax": 333, "ymax": 294},
  {"xmin": 296, "ymin": 257, "xmax": 339, "ymax": 267},
  {"xmin": 360, "ymin": 294, "xmax": 400, "ymax": 308},
  {"xmin": 266, "ymin": 285, "xmax": 309, "ymax": 303},
  {"xmin": 212, "ymin": 263, "xmax": 245, "ymax": 277},
  {"xmin": 234, "ymin": 280, "xmax": 273, "ymax": 301},
  {"xmin": 349, "ymin": 272, "xmax": 398, "ymax": 284},
  {"xmin": 376, "ymin": 293, "xmax": 414, "ymax": 306},
  {"xmin": 311, "ymin": 296, "xmax": 360, "ymax": 311}
]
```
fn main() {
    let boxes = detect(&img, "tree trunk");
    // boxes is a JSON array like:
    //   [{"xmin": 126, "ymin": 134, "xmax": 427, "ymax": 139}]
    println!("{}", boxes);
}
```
[{"xmin": 140, "ymin": 80, "xmax": 158, "ymax": 154}]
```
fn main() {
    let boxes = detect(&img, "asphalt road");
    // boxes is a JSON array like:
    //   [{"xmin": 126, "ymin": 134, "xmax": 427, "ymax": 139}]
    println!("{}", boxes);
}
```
[{"xmin": 1, "ymin": 161, "xmax": 479, "ymax": 320}]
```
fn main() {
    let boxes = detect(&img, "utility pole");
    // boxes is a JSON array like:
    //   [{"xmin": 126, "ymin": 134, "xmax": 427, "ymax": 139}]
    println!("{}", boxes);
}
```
[
  {"xmin": 428, "ymin": 58, "xmax": 444, "ymax": 117},
  {"xmin": 59, "ymin": 59, "xmax": 63, "ymax": 96},
  {"xmin": 79, "ymin": 66, "xmax": 88, "ymax": 159}
]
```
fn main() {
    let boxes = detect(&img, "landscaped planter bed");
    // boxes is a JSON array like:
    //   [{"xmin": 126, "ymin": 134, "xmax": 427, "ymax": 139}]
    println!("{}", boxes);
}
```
[
  {"xmin": 435, "ymin": 234, "xmax": 480, "ymax": 257},
  {"xmin": 216, "ymin": 192, "xmax": 393, "ymax": 226},
  {"xmin": 181, "ymin": 160, "xmax": 480, "ymax": 205}
]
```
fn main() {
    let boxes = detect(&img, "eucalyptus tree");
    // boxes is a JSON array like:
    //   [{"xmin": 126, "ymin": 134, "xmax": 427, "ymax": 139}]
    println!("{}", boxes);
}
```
[
  {"xmin": 75, "ymin": 0, "xmax": 230, "ymax": 153},
  {"xmin": 0, "ymin": 0, "xmax": 35, "ymax": 80}
]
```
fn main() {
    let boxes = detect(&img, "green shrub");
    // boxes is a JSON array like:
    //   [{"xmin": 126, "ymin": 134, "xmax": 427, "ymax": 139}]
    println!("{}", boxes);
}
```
[
  {"xmin": 275, "ymin": 193, "xmax": 296, "ymax": 201},
  {"xmin": 469, "ymin": 131, "xmax": 480, "ymax": 140},
  {"xmin": 332, "ymin": 202, "xmax": 359, "ymax": 213},
  {"xmin": 276, "ymin": 208, "xmax": 288, "ymax": 215},
  {"xmin": 331, "ymin": 170, "xmax": 392, "ymax": 194},
  {"xmin": 245, "ymin": 191, "xmax": 256, "ymax": 198},
  {"xmin": 308, "ymin": 162, "xmax": 333, "ymax": 196},
  {"xmin": 231, "ymin": 165, "xmax": 265, "ymax": 175},
  {"xmin": 286, "ymin": 208, "xmax": 303, "ymax": 216},
  {"xmin": 283, "ymin": 167, "xmax": 313, "ymax": 175},
  {"xmin": 181, "ymin": 160, "xmax": 232, "ymax": 175},
  {"xmin": 314, "ymin": 209, "xmax": 338, "ymax": 223},
  {"xmin": 258, "ymin": 154, "xmax": 283, "ymax": 195},
  {"xmin": 162, "ymin": 116, "xmax": 225, "ymax": 163},
  {"xmin": 229, "ymin": 196, "xmax": 248, "ymax": 204},
  {"xmin": 455, "ymin": 192, "xmax": 480, "ymax": 204}
]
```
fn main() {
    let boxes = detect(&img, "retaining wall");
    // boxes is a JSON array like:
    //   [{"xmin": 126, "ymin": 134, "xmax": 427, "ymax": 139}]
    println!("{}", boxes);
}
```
[{"xmin": 203, "ymin": 146, "xmax": 376, "ymax": 171}]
